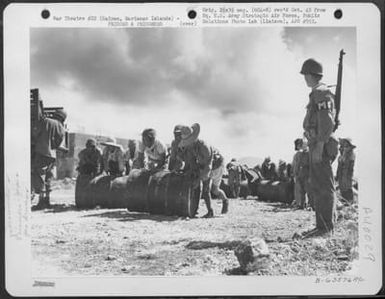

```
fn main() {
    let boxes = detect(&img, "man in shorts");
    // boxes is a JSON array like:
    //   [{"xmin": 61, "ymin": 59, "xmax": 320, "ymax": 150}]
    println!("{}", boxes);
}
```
[{"xmin": 178, "ymin": 123, "xmax": 229, "ymax": 217}]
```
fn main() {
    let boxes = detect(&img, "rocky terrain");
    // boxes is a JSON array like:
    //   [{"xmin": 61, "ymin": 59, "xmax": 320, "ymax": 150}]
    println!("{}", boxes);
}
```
[{"xmin": 31, "ymin": 179, "xmax": 358, "ymax": 277}]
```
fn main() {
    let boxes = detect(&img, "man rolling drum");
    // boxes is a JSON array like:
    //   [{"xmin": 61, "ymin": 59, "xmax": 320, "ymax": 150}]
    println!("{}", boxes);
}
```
[{"xmin": 178, "ymin": 123, "xmax": 229, "ymax": 218}]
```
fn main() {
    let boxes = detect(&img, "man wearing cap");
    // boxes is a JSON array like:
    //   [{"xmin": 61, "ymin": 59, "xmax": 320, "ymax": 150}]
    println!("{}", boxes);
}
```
[
  {"xmin": 300, "ymin": 58, "xmax": 339, "ymax": 238},
  {"xmin": 77, "ymin": 138, "xmax": 103, "ymax": 177},
  {"xmin": 101, "ymin": 137, "xmax": 125, "ymax": 177},
  {"xmin": 291, "ymin": 138, "xmax": 313, "ymax": 209},
  {"xmin": 336, "ymin": 138, "xmax": 356, "ymax": 203},
  {"xmin": 31, "ymin": 108, "xmax": 67, "ymax": 209},
  {"xmin": 134, "ymin": 128, "xmax": 167, "ymax": 172},
  {"xmin": 261, "ymin": 157, "xmax": 271, "ymax": 179},
  {"xmin": 226, "ymin": 158, "xmax": 243, "ymax": 198},
  {"xmin": 178, "ymin": 123, "xmax": 229, "ymax": 218},
  {"xmin": 168, "ymin": 125, "xmax": 185, "ymax": 172}
]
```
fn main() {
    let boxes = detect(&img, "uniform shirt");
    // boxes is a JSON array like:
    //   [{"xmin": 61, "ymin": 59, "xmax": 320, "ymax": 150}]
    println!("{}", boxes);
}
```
[
  {"xmin": 278, "ymin": 162, "xmax": 287, "ymax": 180},
  {"xmin": 168, "ymin": 139, "xmax": 184, "ymax": 171},
  {"xmin": 137, "ymin": 139, "xmax": 167, "ymax": 164},
  {"xmin": 124, "ymin": 140, "xmax": 139, "ymax": 163},
  {"xmin": 78, "ymin": 147, "xmax": 103, "ymax": 168},
  {"xmin": 303, "ymin": 83, "xmax": 335, "ymax": 144},
  {"xmin": 227, "ymin": 161, "xmax": 243, "ymax": 184},
  {"xmin": 261, "ymin": 161, "xmax": 270, "ymax": 179},
  {"xmin": 182, "ymin": 139, "xmax": 213, "ymax": 181},
  {"xmin": 102, "ymin": 146, "xmax": 125, "ymax": 173},
  {"xmin": 292, "ymin": 150, "xmax": 310, "ymax": 179},
  {"xmin": 33, "ymin": 117, "xmax": 65, "ymax": 159},
  {"xmin": 337, "ymin": 149, "xmax": 355, "ymax": 190}
]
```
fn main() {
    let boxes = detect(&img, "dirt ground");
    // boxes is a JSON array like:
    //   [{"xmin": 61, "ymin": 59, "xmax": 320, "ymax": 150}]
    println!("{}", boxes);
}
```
[{"xmin": 31, "ymin": 180, "xmax": 358, "ymax": 277}]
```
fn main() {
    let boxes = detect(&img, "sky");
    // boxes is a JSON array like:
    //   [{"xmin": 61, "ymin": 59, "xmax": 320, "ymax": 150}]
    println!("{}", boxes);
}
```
[{"xmin": 30, "ymin": 27, "xmax": 356, "ymax": 163}]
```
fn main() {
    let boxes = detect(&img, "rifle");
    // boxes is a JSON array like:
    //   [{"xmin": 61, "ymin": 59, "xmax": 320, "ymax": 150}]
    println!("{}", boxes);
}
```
[{"xmin": 333, "ymin": 49, "xmax": 345, "ymax": 132}]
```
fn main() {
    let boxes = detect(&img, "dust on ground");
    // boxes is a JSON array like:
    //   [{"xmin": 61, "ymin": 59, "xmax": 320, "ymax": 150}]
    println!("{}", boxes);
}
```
[{"xmin": 31, "ymin": 180, "xmax": 358, "ymax": 276}]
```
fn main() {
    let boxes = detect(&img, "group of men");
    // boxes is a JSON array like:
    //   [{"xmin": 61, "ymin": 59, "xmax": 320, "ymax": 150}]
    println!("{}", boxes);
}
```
[
  {"xmin": 31, "ymin": 57, "xmax": 356, "ymax": 239},
  {"xmin": 76, "ymin": 124, "xmax": 229, "ymax": 218},
  {"xmin": 259, "ymin": 157, "xmax": 292, "ymax": 182},
  {"xmin": 77, "ymin": 129, "xmax": 168, "ymax": 178},
  {"xmin": 291, "ymin": 135, "xmax": 356, "ymax": 210}
]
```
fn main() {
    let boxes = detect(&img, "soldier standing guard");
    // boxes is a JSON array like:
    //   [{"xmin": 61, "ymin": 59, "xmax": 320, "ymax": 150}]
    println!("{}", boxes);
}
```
[
  {"xmin": 31, "ymin": 109, "xmax": 67, "ymax": 209},
  {"xmin": 300, "ymin": 58, "xmax": 339, "ymax": 238}
]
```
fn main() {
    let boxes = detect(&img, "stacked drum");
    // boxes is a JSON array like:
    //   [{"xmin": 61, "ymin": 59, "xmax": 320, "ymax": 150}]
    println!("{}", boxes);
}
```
[{"xmin": 75, "ymin": 169, "xmax": 196, "ymax": 217}]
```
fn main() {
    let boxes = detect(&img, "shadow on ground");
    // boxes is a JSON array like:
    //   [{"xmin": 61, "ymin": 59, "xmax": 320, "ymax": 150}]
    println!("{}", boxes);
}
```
[
  {"xmin": 31, "ymin": 204, "xmax": 79, "ymax": 213},
  {"xmin": 82, "ymin": 210, "xmax": 181, "ymax": 222},
  {"xmin": 186, "ymin": 240, "xmax": 242, "ymax": 250},
  {"xmin": 263, "ymin": 202, "xmax": 295, "ymax": 212}
]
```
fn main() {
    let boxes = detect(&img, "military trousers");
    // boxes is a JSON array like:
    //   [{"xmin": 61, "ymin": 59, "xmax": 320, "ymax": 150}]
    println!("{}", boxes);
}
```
[
  {"xmin": 190, "ymin": 179, "xmax": 213, "ymax": 216},
  {"xmin": 294, "ymin": 176, "xmax": 314, "ymax": 208},
  {"xmin": 341, "ymin": 188, "xmax": 354, "ymax": 203},
  {"xmin": 294, "ymin": 177, "xmax": 306, "ymax": 208},
  {"xmin": 309, "ymin": 147, "xmax": 336, "ymax": 232},
  {"xmin": 31, "ymin": 153, "xmax": 55, "ymax": 195},
  {"xmin": 228, "ymin": 176, "xmax": 241, "ymax": 198}
]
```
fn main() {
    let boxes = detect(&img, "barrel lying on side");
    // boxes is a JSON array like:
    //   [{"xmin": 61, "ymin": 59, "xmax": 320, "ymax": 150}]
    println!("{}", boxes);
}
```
[
  {"xmin": 125, "ymin": 169, "xmax": 152, "ymax": 213},
  {"xmin": 109, "ymin": 175, "xmax": 131, "ymax": 208},
  {"xmin": 75, "ymin": 169, "xmax": 195, "ymax": 217},
  {"xmin": 253, "ymin": 179, "xmax": 294, "ymax": 204},
  {"xmin": 219, "ymin": 179, "xmax": 250, "ymax": 199},
  {"xmin": 147, "ymin": 170, "xmax": 195, "ymax": 217},
  {"xmin": 75, "ymin": 174, "xmax": 94, "ymax": 209},
  {"xmin": 239, "ymin": 181, "xmax": 251, "ymax": 199},
  {"xmin": 89, "ymin": 174, "xmax": 114, "ymax": 208}
]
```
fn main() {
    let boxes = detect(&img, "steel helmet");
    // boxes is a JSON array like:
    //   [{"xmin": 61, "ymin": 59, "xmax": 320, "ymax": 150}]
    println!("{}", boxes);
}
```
[
  {"xmin": 300, "ymin": 58, "xmax": 323, "ymax": 76},
  {"xmin": 294, "ymin": 138, "xmax": 303, "ymax": 146},
  {"xmin": 53, "ymin": 108, "xmax": 67, "ymax": 122}
]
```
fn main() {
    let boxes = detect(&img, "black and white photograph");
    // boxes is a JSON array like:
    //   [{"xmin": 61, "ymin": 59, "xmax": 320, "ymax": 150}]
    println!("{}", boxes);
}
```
[{"xmin": 4, "ymin": 3, "xmax": 382, "ymax": 296}]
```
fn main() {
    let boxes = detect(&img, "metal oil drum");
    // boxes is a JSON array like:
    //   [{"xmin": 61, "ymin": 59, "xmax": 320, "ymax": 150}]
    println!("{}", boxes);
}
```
[
  {"xmin": 109, "ymin": 175, "xmax": 131, "ymax": 208},
  {"xmin": 147, "ymin": 170, "xmax": 194, "ymax": 217},
  {"xmin": 75, "ymin": 174, "xmax": 94, "ymax": 209},
  {"xmin": 125, "ymin": 169, "xmax": 152, "ymax": 212},
  {"xmin": 88, "ymin": 174, "xmax": 113, "ymax": 208},
  {"xmin": 256, "ymin": 179, "xmax": 294, "ymax": 204}
]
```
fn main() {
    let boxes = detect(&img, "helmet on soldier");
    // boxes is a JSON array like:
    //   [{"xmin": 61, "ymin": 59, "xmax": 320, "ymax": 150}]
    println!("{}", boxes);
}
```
[
  {"xmin": 300, "ymin": 59, "xmax": 323, "ymax": 76},
  {"xmin": 53, "ymin": 108, "xmax": 67, "ymax": 122},
  {"xmin": 294, "ymin": 138, "xmax": 303, "ymax": 150}
]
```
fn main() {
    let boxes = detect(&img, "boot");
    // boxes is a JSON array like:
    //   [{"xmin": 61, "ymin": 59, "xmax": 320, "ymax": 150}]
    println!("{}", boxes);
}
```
[
  {"xmin": 34, "ymin": 199, "xmax": 47, "ymax": 210},
  {"xmin": 202, "ymin": 195, "xmax": 213, "ymax": 218},
  {"xmin": 301, "ymin": 227, "xmax": 333, "ymax": 239},
  {"xmin": 221, "ymin": 199, "xmax": 229, "ymax": 214},
  {"xmin": 203, "ymin": 208, "xmax": 214, "ymax": 218},
  {"xmin": 35, "ymin": 193, "xmax": 50, "ymax": 210}
]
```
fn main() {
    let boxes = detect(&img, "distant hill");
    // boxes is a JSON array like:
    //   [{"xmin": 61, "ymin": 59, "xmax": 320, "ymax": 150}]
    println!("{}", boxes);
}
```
[{"xmin": 238, "ymin": 156, "xmax": 264, "ymax": 168}]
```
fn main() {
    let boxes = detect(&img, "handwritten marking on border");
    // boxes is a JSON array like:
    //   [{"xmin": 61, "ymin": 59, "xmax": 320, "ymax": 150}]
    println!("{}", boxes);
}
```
[{"xmin": 33, "ymin": 280, "xmax": 55, "ymax": 287}]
